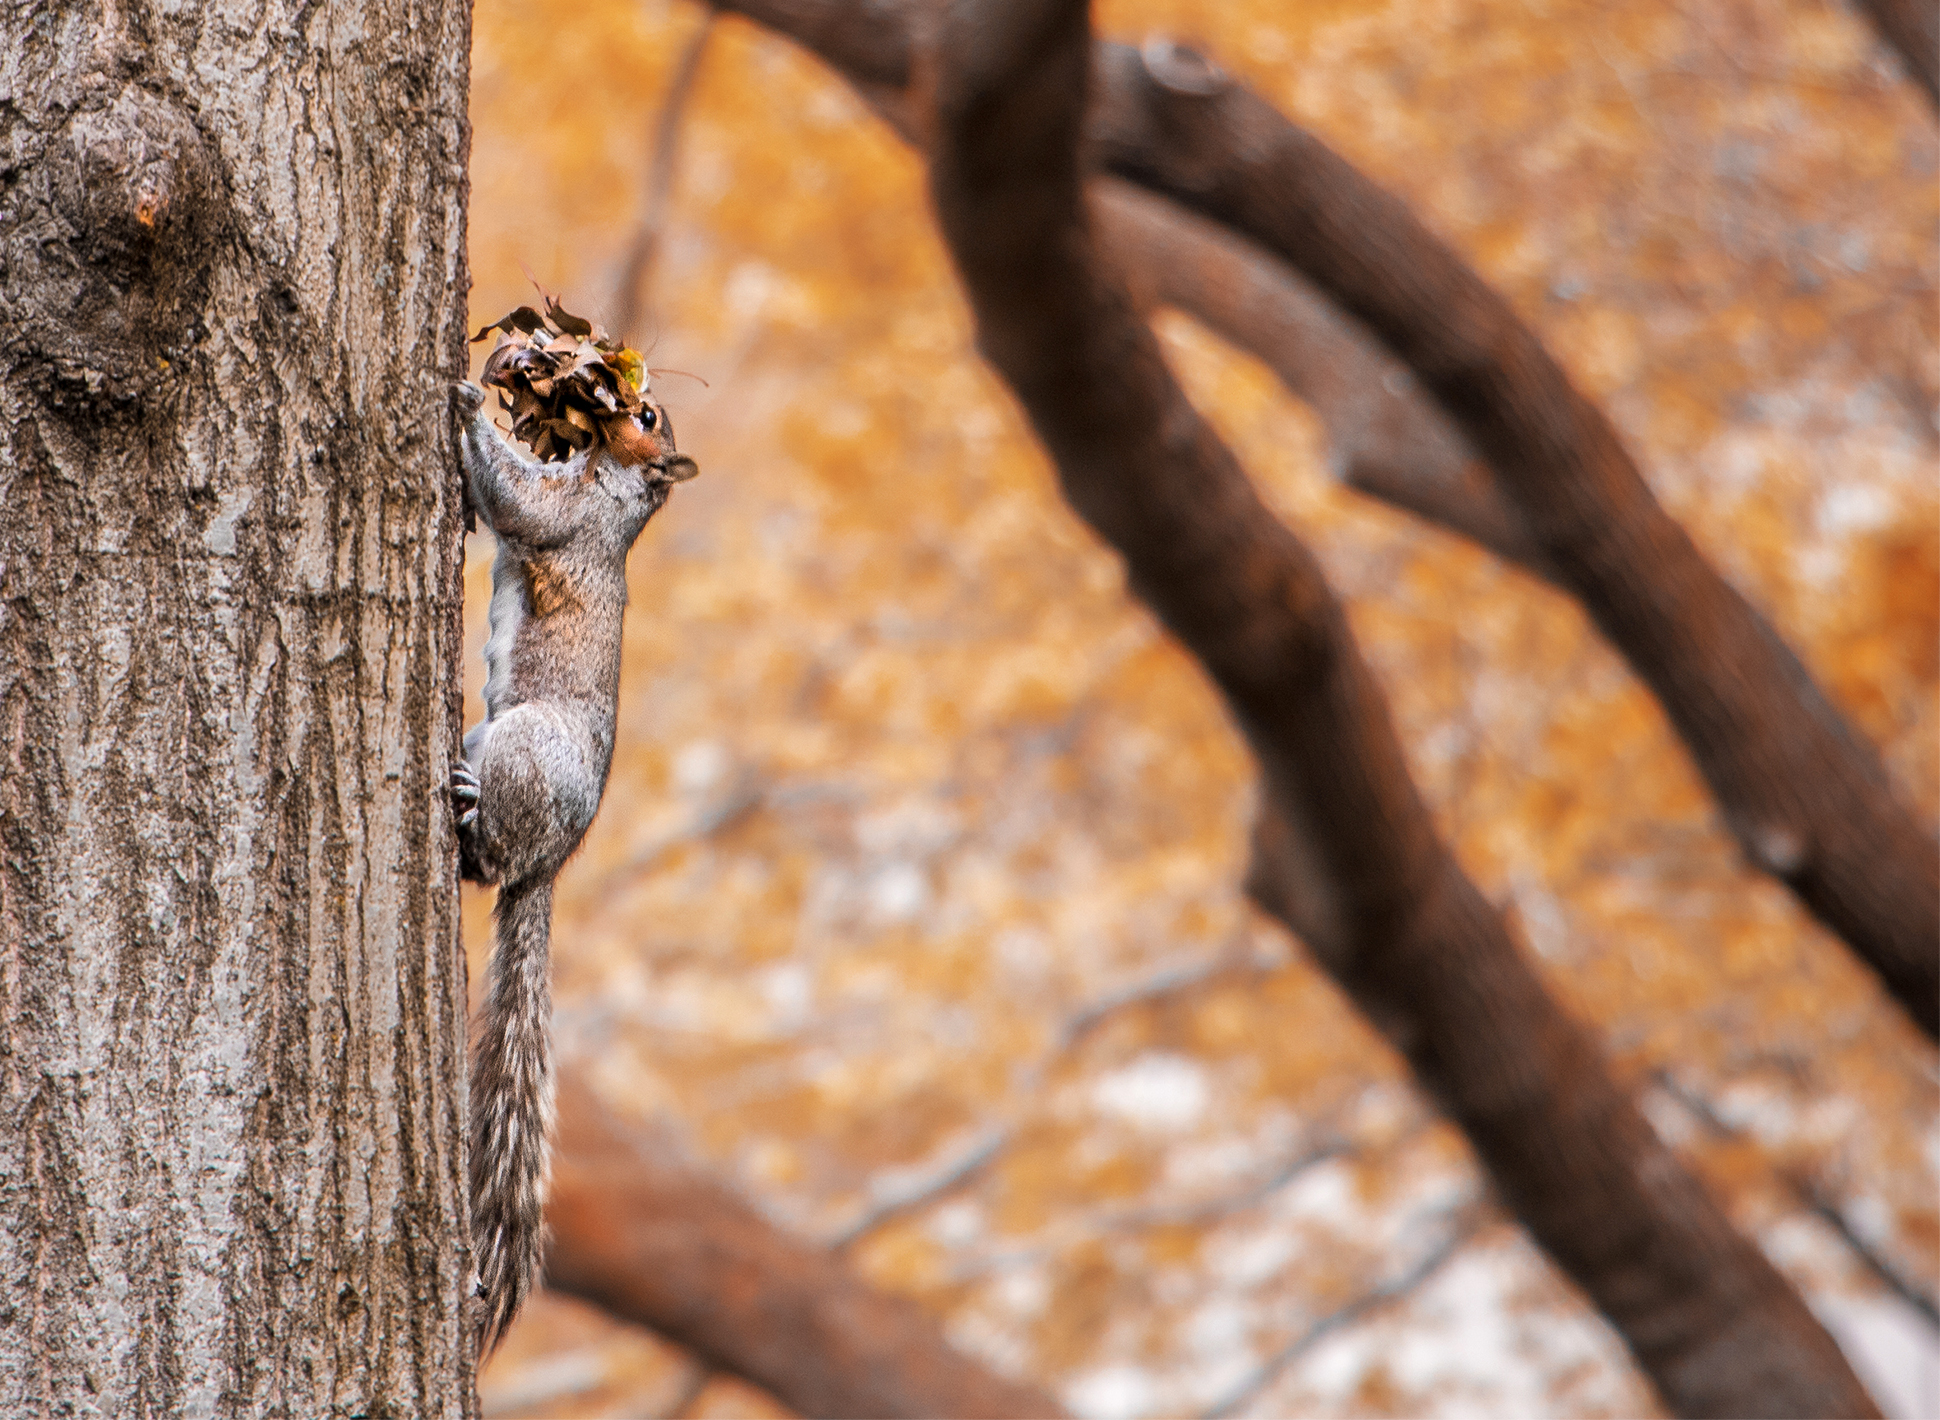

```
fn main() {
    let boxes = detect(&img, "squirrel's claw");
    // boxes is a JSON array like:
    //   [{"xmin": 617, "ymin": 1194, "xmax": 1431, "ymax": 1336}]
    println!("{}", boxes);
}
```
[
  {"xmin": 451, "ymin": 762, "xmax": 482, "ymax": 828},
  {"xmin": 452, "ymin": 761, "xmax": 496, "ymax": 883}
]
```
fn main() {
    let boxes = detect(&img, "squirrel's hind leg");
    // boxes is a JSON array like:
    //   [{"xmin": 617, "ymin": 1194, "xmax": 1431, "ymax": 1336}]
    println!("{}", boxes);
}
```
[{"xmin": 459, "ymin": 706, "xmax": 595, "ymax": 887}]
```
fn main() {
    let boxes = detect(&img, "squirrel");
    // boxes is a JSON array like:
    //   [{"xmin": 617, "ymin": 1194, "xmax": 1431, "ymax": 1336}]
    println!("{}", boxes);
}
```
[{"xmin": 449, "ymin": 376, "xmax": 697, "ymax": 1351}]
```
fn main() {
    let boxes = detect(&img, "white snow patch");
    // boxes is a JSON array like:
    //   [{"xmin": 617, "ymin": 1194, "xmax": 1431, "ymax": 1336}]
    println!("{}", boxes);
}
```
[
  {"xmin": 1204, "ymin": 1225, "xmax": 1299, "ymax": 1289},
  {"xmin": 1092, "ymin": 1054, "xmax": 1210, "ymax": 1133},
  {"xmin": 723, "ymin": 260, "xmax": 780, "ymax": 321},
  {"xmin": 1386, "ymin": 1248, "xmax": 1519, "ymax": 1392},
  {"xmin": 1345, "ymin": 1084, "xmax": 1415, "ymax": 1146},
  {"xmin": 759, "ymin": 964, "xmax": 812, "ymax": 1028},
  {"xmin": 1162, "ymin": 1136, "xmax": 1256, "ymax": 1190},
  {"xmin": 867, "ymin": 861, "xmax": 928, "ymax": 920},
  {"xmin": 928, "ymin": 1200, "xmax": 984, "ymax": 1248},
  {"xmin": 1186, "ymin": 1297, "xmax": 1253, "ymax": 1357},
  {"xmin": 673, "ymin": 739, "xmax": 728, "ymax": 793},
  {"xmin": 1816, "ymin": 1294, "xmax": 1940, "ymax": 1420},
  {"xmin": 995, "ymin": 926, "xmax": 1050, "ymax": 981},
  {"xmin": 994, "ymin": 1267, "xmax": 1050, "ymax": 1318},
  {"xmin": 1066, "ymin": 1365, "xmax": 1158, "ymax": 1420},
  {"xmin": 1716, "ymin": 1078, "xmax": 1797, "ymax": 1145},
  {"xmin": 1817, "ymin": 482, "xmax": 1896, "ymax": 537},
  {"xmin": 1280, "ymin": 1158, "xmax": 1361, "ymax": 1227}
]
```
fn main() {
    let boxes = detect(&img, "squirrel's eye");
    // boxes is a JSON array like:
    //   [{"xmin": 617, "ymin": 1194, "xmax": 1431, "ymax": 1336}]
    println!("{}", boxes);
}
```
[{"xmin": 640, "ymin": 407, "xmax": 658, "ymax": 430}]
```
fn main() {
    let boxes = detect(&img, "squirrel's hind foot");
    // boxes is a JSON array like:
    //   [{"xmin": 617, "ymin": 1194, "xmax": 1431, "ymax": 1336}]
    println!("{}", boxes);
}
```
[{"xmin": 451, "ymin": 760, "xmax": 497, "ymax": 884}]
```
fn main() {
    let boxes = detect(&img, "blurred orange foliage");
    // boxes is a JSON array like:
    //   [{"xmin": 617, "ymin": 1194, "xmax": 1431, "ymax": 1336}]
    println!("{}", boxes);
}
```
[{"xmin": 466, "ymin": 0, "xmax": 1936, "ymax": 1413}]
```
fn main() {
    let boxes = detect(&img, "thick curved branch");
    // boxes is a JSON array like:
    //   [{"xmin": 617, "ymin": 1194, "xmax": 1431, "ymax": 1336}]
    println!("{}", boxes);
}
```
[
  {"xmin": 546, "ymin": 1076, "xmax": 1066, "ymax": 1420},
  {"xmin": 1085, "ymin": 39, "xmax": 1940, "ymax": 1038},
  {"xmin": 713, "ymin": 0, "xmax": 1939, "ymax": 1040},
  {"xmin": 827, "ymin": 63, "xmax": 1548, "ymax": 579},
  {"xmin": 924, "ymin": 0, "xmax": 1881, "ymax": 1415},
  {"xmin": 1093, "ymin": 179, "xmax": 1549, "ymax": 579}
]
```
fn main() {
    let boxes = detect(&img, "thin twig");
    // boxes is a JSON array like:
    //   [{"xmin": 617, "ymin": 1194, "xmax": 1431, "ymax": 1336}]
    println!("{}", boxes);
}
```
[
  {"xmin": 1795, "ymin": 1177, "xmax": 1940, "ymax": 1330},
  {"xmin": 611, "ymin": 8, "xmax": 715, "ymax": 341},
  {"xmin": 1201, "ymin": 1201, "xmax": 1488, "ymax": 1419},
  {"xmin": 1054, "ymin": 935, "xmax": 1289, "ymax": 1053},
  {"xmin": 827, "ymin": 1126, "xmax": 1011, "ymax": 1250},
  {"xmin": 826, "ymin": 935, "xmax": 1293, "ymax": 1249},
  {"xmin": 1090, "ymin": 1133, "xmax": 1357, "ymax": 1233},
  {"xmin": 1650, "ymin": 1070, "xmax": 1940, "ymax": 1329},
  {"xmin": 940, "ymin": 1129, "xmax": 1362, "ymax": 1285}
]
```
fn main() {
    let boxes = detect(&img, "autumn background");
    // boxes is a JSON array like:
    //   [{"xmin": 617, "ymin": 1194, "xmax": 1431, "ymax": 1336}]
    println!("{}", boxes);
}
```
[{"xmin": 458, "ymin": 0, "xmax": 1936, "ymax": 1414}]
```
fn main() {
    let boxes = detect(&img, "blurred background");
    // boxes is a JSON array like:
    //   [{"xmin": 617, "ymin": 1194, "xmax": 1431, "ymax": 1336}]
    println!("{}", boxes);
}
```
[{"xmin": 460, "ymin": 0, "xmax": 1938, "ymax": 1414}]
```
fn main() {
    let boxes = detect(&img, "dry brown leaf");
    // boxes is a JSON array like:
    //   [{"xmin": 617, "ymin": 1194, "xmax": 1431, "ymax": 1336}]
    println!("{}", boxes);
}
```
[{"xmin": 472, "ymin": 295, "xmax": 655, "ymax": 464}]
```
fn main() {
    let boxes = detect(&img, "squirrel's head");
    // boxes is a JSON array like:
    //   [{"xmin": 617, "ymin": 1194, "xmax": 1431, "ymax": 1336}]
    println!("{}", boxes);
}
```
[
  {"xmin": 602, "ymin": 394, "xmax": 696, "ymax": 481},
  {"xmin": 592, "ymin": 397, "xmax": 697, "ymax": 546}
]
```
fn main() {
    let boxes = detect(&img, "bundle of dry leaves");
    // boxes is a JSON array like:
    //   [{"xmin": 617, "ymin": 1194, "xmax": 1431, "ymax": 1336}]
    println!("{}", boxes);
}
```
[{"xmin": 472, "ymin": 296, "xmax": 657, "ymax": 465}]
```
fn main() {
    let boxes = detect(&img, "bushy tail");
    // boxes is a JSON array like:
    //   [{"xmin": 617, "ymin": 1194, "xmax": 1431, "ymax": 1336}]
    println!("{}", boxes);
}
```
[{"xmin": 469, "ymin": 877, "xmax": 555, "ymax": 1354}]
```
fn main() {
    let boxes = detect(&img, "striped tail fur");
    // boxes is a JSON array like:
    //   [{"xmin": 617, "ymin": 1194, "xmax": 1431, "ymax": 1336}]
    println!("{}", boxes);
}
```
[{"xmin": 469, "ymin": 876, "xmax": 556, "ymax": 1353}]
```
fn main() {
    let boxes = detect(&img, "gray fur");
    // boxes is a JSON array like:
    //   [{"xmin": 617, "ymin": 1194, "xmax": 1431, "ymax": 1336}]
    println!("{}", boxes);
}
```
[{"xmin": 450, "ymin": 378, "xmax": 691, "ymax": 1352}]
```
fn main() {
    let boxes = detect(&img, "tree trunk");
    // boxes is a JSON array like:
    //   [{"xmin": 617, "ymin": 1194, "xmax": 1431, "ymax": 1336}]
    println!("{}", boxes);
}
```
[{"xmin": 0, "ymin": 1, "xmax": 475, "ymax": 1414}]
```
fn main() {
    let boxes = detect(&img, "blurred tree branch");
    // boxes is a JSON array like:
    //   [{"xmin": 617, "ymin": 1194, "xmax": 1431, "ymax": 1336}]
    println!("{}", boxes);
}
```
[
  {"xmin": 610, "ymin": 9, "xmax": 717, "ymax": 340},
  {"xmin": 712, "ymin": 0, "xmax": 1940, "ymax": 1044},
  {"xmin": 1651, "ymin": 1069, "xmax": 1940, "ymax": 1329},
  {"xmin": 1854, "ymin": 0, "xmax": 1939, "ymax": 109},
  {"xmin": 920, "ymin": 0, "xmax": 1882, "ymax": 1415},
  {"xmin": 1094, "ymin": 179, "xmax": 1551, "ymax": 580},
  {"xmin": 547, "ymin": 1074, "xmax": 1068, "ymax": 1419},
  {"xmin": 1088, "ymin": 37, "xmax": 1940, "ymax": 1039}
]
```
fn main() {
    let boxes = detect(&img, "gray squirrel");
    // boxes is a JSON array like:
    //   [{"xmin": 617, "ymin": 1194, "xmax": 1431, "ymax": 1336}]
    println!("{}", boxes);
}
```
[{"xmin": 450, "ymin": 376, "xmax": 696, "ymax": 1351}]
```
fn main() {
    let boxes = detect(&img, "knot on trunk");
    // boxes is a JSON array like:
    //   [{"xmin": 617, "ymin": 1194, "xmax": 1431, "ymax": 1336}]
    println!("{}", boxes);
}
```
[
  {"xmin": 23, "ymin": 85, "xmax": 228, "ymax": 415},
  {"xmin": 66, "ymin": 86, "xmax": 220, "ymax": 273}
]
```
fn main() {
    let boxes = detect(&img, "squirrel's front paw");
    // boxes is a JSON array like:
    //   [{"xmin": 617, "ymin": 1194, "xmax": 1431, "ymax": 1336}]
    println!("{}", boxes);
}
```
[{"xmin": 454, "ymin": 380, "xmax": 487, "ymax": 416}]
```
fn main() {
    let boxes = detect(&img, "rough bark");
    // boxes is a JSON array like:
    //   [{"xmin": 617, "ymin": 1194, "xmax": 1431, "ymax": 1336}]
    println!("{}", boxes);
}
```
[
  {"xmin": 714, "ymin": 0, "xmax": 1940, "ymax": 1043},
  {"xmin": 922, "ymin": 0, "xmax": 1882, "ymax": 1415},
  {"xmin": 0, "ymin": 1, "xmax": 475, "ymax": 1415},
  {"xmin": 548, "ymin": 1077, "xmax": 1067, "ymax": 1420},
  {"xmin": 1856, "ymin": 0, "xmax": 1939, "ymax": 109}
]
